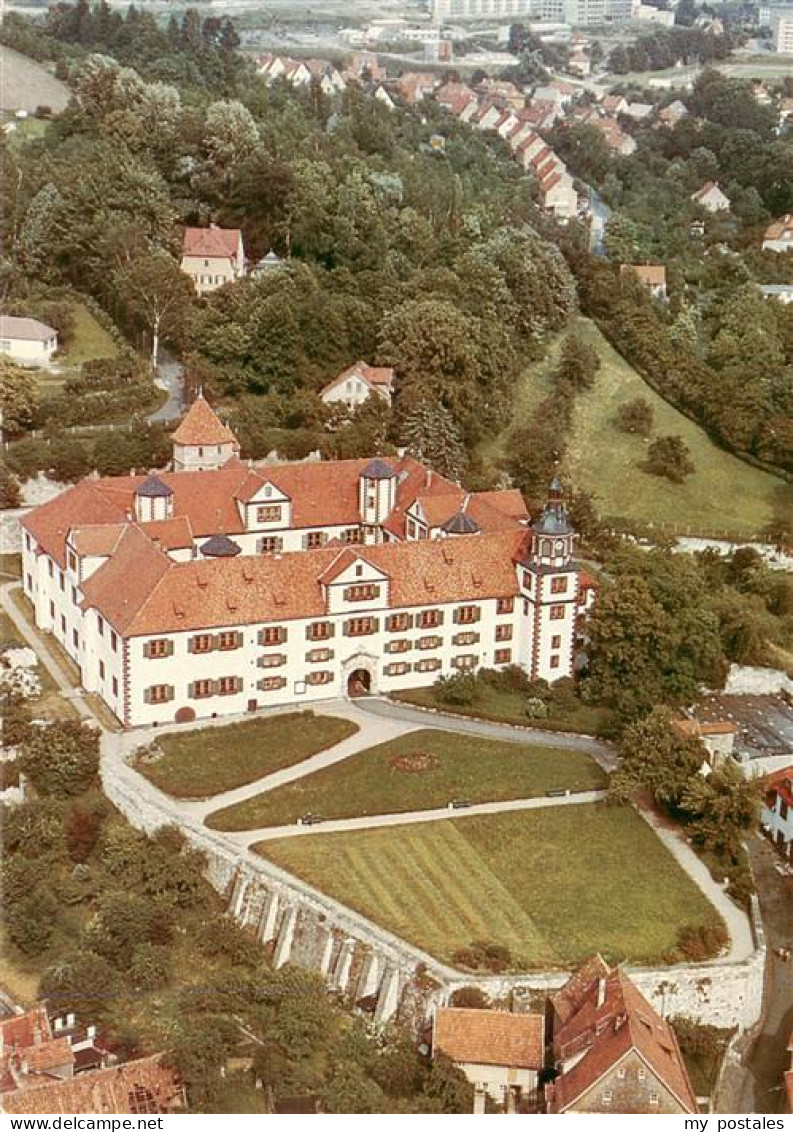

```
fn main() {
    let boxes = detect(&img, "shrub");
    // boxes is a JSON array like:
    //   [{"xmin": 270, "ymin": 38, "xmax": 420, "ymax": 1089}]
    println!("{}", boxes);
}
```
[
  {"xmin": 130, "ymin": 943, "xmax": 172, "ymax": 990},
  {"xmin": 7, "ymin": 884, "xmax": 58, "ymax": 954},
  {"xmin": 676, "ymin": 922, "xmax": 728, "ymax": 962},
  {"xmin": 65, "ymin": 805, "xmax": 101, "ymax": 863},
  {"xmin": 434, "ymin": 672, "xmax": 477, "ymax": 706},
  {"xmin": 0, "ymin": 464, "xmax": 22, "ymax": 509},
  {"xmin": 196, "ymin": 915, "xmax": 263, "ymax": 968},
  {"xmin": 20, "ymin": 720, "xmax": 100, "ymax": 797},
  {"xmin": 450, "ymin": 986, "xmax": 490, "ymax": 1009},
  {"xmin": 615, "ymin": 397, "xmax": 654, "ymax": 435},
  {"xmin": 451, "ymin": 940, "xmax": 512, "ymax": 973},
  {"xmin": 641, "ymin": 434, "xmax": 695, "ymax": 483},
  {"xmin": 525, "ymin": 697, "xmax": 549, "ymax": 720}
]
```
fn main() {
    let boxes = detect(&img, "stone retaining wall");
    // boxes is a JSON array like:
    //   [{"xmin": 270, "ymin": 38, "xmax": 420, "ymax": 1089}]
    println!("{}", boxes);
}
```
[{"xmin": 102, "ymin": 754, "xmax": 766, "ymax": 1033}]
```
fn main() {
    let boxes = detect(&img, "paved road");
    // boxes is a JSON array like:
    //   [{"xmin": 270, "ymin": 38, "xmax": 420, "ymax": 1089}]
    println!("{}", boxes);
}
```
[
  {"xmin": 226, "ymin": 788, "xmax": 609, "ymax": 847},
  {"xmin": 148, "ymin": 351, "xmax": 185, "ymax": 423},
  {"xmin": 356, "ymin": 698, "xmax": 617, "ymax": 770},
  {"xmin": 716, "ymin": 837, "xmax": 793, "ymax": 1113}
]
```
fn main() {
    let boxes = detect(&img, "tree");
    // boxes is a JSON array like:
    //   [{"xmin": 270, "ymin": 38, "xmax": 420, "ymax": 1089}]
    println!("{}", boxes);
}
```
[
  {"xmin": 324, "ymin": 1065, "xmax": 388, "ymax": 1113},
  {"xmin": 169, "ymin": 1017, "xmax": 237, "ymax": 1110},
  {"xmin": 0, "ymin": 463, "xmax": 22, "ymax": 508},
  {"xmin": 20, "ymin": 720, "xmax": 100, "ymax": 797},
  {"xmin": 419, "ymin": 1053, "xmax": 474, "ymax": 1113},
  {"xmin": 610, "ymin": 708, "xmax": 704, "ymax": 806},
  {"xmin": 65, "ymin": 805, "xmax": 101, "ymax": 862},
  {"xmin": 7, "ymin": 885, "xmax": 59, "ymax": 955},
  {"xmin": 641, "ymin": 434, "xmax": 695, "ymax": 483},
  {"xmin": 202, "ymin": 99, "xmax": 260, "ymax": 185},
  {"xmin": 1, "ymin": 362, "xmax": 39, "ymax": 436},
  {"xmin": 615, "ymin": 397, "xmax": 653, "ymax": 435},
  {"xmin": 681, "ymin": 762, "xmax": 761, "ymax": 861},
  {"xmin": 400, "ymin": 398, "xmax": 468, "ymax": 482},
  {"xmin": 40, "ymin": 951, "xmax": 125, "ymax": 1021},
  {"xmin": 116, "ymin": 250, "xmax": 193, "ymax": 365},
  {"xmin": 555, "ymin": 332, "xmax": 601, "ymax": 393}
]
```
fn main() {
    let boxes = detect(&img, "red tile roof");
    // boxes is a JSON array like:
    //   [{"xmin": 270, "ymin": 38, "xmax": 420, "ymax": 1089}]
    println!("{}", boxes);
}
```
[
  {"xmin": 171, "ymin": 395, "xmax": 238, "ymax": 447},
  {"xmin": 182, "ymin": 225, "xmax": 241, "ymax": 260},
  {"xmin": 82, "ymin": 530, "xmax": 528, "ymax": 637},
  {"xmin": 764, "ymin": 215, "xmax": 793, "ymax": 241},
  {"xmin": 20, "ymin": 1039, "xmax": 74, "ymax": 1074},
  {"xmin": 1, "ymin": 1055, "xmax": 183, "ymax": 1115},
  {"xmin": 550, "ymin": 964, "xmax": 697, "ymax": 1114},
  {"xmin": 765, "ymin": 766, "xmax": 793, "ymax": 808},
  {"xmin": 434, "ymin": 1008, "xmax": 544, "ymax": 1070},
  {"xmin": 620, "ymin": 264, "xmax": 666, "ymax": 287},
  {"xmin": 320, "ymin": 360, "xmax": 395, "ymax": 398},
  {"xmin": 0, "ymin": 1010, "xmax": 51, "ymax": 1062}
]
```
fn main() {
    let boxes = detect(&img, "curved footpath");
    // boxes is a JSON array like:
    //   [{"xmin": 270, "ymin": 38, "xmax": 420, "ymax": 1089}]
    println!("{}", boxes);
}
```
[{"xmin": 0, "ymin": 581, "xmax": 756, "ymax": 966}]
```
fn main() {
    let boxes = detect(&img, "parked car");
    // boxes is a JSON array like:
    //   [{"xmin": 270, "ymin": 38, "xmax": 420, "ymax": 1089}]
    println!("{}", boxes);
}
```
[
  {"xmin": 448, "ymin": 799, "xmax": 472, "ymax": 809},
  {"xmin": 298, "ymin": 813, "xmax": 324, "ymax": 826}
]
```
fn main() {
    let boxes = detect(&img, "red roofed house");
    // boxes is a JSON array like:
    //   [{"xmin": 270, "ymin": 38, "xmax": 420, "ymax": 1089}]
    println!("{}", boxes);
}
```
[
  {"xmin": 691, "ymin": 181, "xmax": 730, "ymax": 213},
  {"xmin": 433, "ymin": 1007, "xmax": 544, "ymax": 1113},
  {"xmin": 620, "ymin": 264, "xmax": 667, "ymax": 300},
  {"xmin": 320, "ymin": 360, "xmax": 395, "ymax": 409},
  {"xmin": 180, "ymin": 224, "xmax": 245, "ymax": 295},
  {"xmin": 20, "ymin": 415, "xmax": 586, "ymax": 725},
  {"xmin": 671, "ymin": 717, "xmax": 737, "ymax": 767},
  {"xmin": 547, "ymin": 958, "xmax": 698, "ymax": 1114},
  {"xmin": 763, "ymin": 215, "xmax": 793, "ymax": 253},
  {"xmin": 762, "ymin": 766, "xmax": 793, "ymax": 860},
  {"xmin": 171, "ymin": 393, "xmax": 241, "ymax": 472},
  {"xmin": 1, "ymin": 1054, "xmax": 183, "ymax": 1115},
  {"xmin": 0, "ymin": 1007, "xmax": 113, "ymax": 1102}
]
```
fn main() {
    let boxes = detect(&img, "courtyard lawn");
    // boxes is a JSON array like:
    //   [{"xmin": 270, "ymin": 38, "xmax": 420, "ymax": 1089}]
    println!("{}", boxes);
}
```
[
  {"xmin": 393, "ymin": 683, "xmax": 611, "ymax": 736},
  {"xmin": 133, "ymin": 711, "xmax": 359, "ymax": 799},
  {"xmin": 206, "ymin": 729, "xmax": 606, "ymax": 831},
  {"xmin": 255, "ymin": 804, "xmax": 724, "ymax": 970}
]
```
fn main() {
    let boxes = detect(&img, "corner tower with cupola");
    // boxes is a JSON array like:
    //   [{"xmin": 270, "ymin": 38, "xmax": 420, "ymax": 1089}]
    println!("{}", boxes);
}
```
[{"xmin": 518, "ymin": 477, "xmax": 580, "ymax": 682}]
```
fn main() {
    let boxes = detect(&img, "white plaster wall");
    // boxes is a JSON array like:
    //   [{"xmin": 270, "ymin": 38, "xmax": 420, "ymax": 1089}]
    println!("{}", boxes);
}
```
[{"xmin": 0, "ymin": 336, "xmax": 57, "ymax": 364}]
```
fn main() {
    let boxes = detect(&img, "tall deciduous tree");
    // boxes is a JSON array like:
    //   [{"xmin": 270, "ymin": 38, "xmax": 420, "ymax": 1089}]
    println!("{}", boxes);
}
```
[{"xmin": 116, "ymin": 250, "xmax": 193, "ymax": 365}]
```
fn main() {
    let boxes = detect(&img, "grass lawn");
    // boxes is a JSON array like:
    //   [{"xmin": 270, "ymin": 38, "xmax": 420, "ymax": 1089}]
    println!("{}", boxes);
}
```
[
  {"xmin": 393, "ymin": 684, "xmax": 611, "ymax": 736},
  {"xmin": 0, "ymin": 554, "xmax": 23, "ymax": 581},
  {"xmin": 567, "ymin": 319, "xmax": 791, "ymax": 539},
  {"xmin": 206, "ymin": 728, "xmax": 606, "ymax": 831},
  {"xmin": 134, "ymin": 711, "xmax": 359, "ymax": 799},
  {"xmin": 255, "ymin": 803, "xmax": 724, "ymax": 970},
  {"xmin": 58, "ymin": 302, "xmax": 119, "ymax": 367}
]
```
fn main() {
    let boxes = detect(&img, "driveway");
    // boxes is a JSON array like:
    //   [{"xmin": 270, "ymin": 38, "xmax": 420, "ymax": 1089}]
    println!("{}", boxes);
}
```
[
  {"xmin": 716, "ymin": 837, "xmax": 793, "ymax": 1113},
  {"xmin": 148, "ymin": 351, "xmax": 185, "ymax": 423}
]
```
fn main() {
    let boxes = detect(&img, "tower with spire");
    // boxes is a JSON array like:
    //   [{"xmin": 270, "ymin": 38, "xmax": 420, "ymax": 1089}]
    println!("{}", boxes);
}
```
[
  {"xmin": 171, "ymin": 393, "xmax": 240, "ymax": 473},
  {"xmin": 518, "ymin": 476, "xmax": 580, "ymax": 683}
]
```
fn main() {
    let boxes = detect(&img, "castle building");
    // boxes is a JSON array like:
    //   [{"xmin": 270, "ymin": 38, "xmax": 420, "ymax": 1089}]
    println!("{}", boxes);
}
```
[{"xmin": 21, "ymin": 398, "xmax": 588, "ymax": 728}]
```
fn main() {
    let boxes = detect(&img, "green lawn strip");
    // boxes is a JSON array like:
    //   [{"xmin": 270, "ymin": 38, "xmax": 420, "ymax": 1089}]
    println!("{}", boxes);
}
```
[
  {"xmin": 205, "ymin": 728, "xmax": 606, "ymax": 831},
  {"xmin": 58, "ymin": 302, "xmax": 119, "ymax": 366},
  {"xmin": 392, "ymin": 685, "xmax": 610, "ymax": 735},
  {"xmin": 255, "ymin": 803, "xmax": 723, "ymax": 970},
  {"xmin": 134, "ymin": 711, "xmax": 359, "ymax": 799},
  {"xmin": 566, "ymin": 318, "xmax": 790, "ymax": 539}
]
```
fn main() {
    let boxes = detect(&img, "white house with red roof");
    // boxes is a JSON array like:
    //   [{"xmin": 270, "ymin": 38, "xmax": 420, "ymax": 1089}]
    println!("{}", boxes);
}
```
[
  {"xmin": 691, "ymin": 181, "xmax": 730, "ymax": 213},
  {"xmin": 180, "ymin": 225, "xmax": 245, "ymax": 295},
  {"xmin": 763, "ymin": 215, "xmax": 793, "ymax": 253},
  {"xmin": 433, "ymin": 1007, "xmax": 544, "ymax": 1113},
  {"xmin": 762, "ymin": 767, "xmax": 793, "ymax": 860},
  {"xmin": 0, "ymin": 316, "xmax": 58, "ymax": 366},
  {"xmin": 20, "ymin": 411, "xmax": 586, "ymax": 726},
  {"xmin": 320, "ymin": 361, "xmax": 395, "ymax": 409}
]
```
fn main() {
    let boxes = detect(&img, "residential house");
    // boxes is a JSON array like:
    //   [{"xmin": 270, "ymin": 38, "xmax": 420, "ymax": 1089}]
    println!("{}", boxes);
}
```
[
  {"xmin": 476, "ymin": 78, "xmax": 525, "ymax": 111},
  {"xmin": 374, "ymin": 85, "xmax": 396, "ymax": 111},
  {"xmin": 320, "ymin": 360, "xmax": 395, "ymax": 409},
  {"xmin": 251, "ymin": 250, "xmax": 284, "ymax": 275},
  {"xmin": 343, "ymin": 51, "xmax": 387, "ymax": 84},
  {"xmin": 257, "ymin": 55, "xmax": 345, "ymax": 95},
  {"xmin": 657, "ymin": 99, "xmax": 688, "ymax": 127},
  {"xmin": 671, "ymin": 717, "xmax": 737, "ymax": 768},
  {"xmin": 601, "ymin": 93, "xmax": 629, "ymax": 117},
  {"xmin": 180, "ymin": 225, "xmax": 245, "ymax": 295},
  {"xmin": 20, "ymin": 414, "xmax": 587, "ymax": 726},
  {"xmin": 619, "ymin": 264, "xmax": 667, "ymax": 300},
  {"xmin": 432, "ymin": 1007, "xmax": 544, "ymax": 1113},
  {"xmin": 761, "ymin": 283, "xmax": 793, "ymax": 304},
  {"xmin": 547, "ymin": 958, "xmax": 698, "ymax": 1114},
  {"xmin": 622, "ymin": 102, "xmax": 654, "ymax": 121},
  {"xmin": 762, "ymin": 766, "xmax": 792, "ymax": 860},
  {"xmin": 0, "ymin": 316, "xmax": 58, "ymax": 365},
  {"xmin": 0, "ymin": 1007, "xmax": 114, "ymax": 1103},
  {"xmin": 303, "ymin": 58, "xmax": 347, "ymax": 95},
  {"xmin": 436, "ymin": 81, "xmax": 479, "ymax": 121},
  {"xmin": 568, "ymin": 46, "xmax": 591, "ymax": 76},
  {"xmin": 691, "ymin": 181, "xmax": 730, "ymax": 212},
  {"xmin": 533, "ymin": 81, "xmax": 576, "ymax": 109},
  {"xmin": 595, "ymin": 118, "xmax": 637, "ymax": 155},
  {"xmin": 1, "ymin": 1055, "xmax": 183, "ymax": 1114},
  {"xmin": 763, "ymin": 215, "xmax": 793, "ymax": 252},
  {"xmin": 396, "ymin": 72, "xmax": 438, "ymax": 104}
]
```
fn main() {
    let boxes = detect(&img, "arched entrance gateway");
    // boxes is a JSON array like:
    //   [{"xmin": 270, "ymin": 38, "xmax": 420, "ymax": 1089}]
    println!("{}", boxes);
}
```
[{"xmin": 347, "ymin": 669, "xmax": 371, "ymax": 698}]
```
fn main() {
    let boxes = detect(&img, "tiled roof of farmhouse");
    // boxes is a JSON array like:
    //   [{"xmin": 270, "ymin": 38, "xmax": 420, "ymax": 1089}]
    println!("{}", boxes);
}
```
[
  {"xmin": 764, "ymin": 214, "xmax": 793, "ymax": 241},
  {"xmin": 80, "ymin": 529, "xmax": 529, "ymax": 636},
  {"xmin": 1, "ymin": 1055, "xmax": 182, "ymax": 1115},
  {"xmin": 434, "ymin": 1007, "xmax": 544, "ymax": 1070},
  {"xmin": 170, "ymin": 394, "xmax": 238, "ymax": 447},
  {"xmin": 549, "ymin": 963, "xmax": 697, "ymax": 1114},
  {"xmin": 182, "ymin": 225, "xmax": 240, "ymax": 260},
  {"xmin": 320, "ymin": 361, "xmax": 395, "ymax": 397}
]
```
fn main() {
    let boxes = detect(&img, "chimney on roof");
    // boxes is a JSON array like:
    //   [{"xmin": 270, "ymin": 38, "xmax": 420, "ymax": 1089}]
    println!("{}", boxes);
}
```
[
  {"xmin": 597, "ymin": 978, "xmax": 606, "ymax": 1009},
  {"xmin": 425, "ymin": 469, "xmax": 433, "ymax": 488}
]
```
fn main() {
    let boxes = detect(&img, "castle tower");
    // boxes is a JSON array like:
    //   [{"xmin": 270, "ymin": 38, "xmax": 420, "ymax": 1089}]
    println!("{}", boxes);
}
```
[
  {"xmin": 519, "ymin": 477, "xmax": 579, "ymax": 683},
  {"xmin": 171, "ymin": 393, "xmax": 240, "ymax": 473},
  {"xmin": 358, "ymin": 458, "xmax": 398, "ymax": 536}
]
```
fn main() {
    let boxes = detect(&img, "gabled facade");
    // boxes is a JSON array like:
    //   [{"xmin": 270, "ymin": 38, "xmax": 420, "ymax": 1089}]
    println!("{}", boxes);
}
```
[
  {"xmin": 180, "ymin": 225, "xmax": 245, "ymax": 295},
  {"xmin": 20, "ymin": 421, "xmax": 586, "ymax": 727},
  {"xmin": 691, "ymin": 181, "xmax": 730, "ymax": 213},
  {"xmin": 320, "ymin": 360, "xmax": 395, "ymax": 409},
  {"xmin": 762, "ymin": 767, "xmax": 793, "ymax": 859},
  {"xmin": 0, "ymin": 316, "xmax": 58, "ymax": 365},
  {"xmin": 548, "ymin": 959, "xmax": 698, "ymax": 1115},
  {"xmin": 433, "ymin": 1007, "xmax": 544, "ymax": 1113},
  {"xmin": 619, "ymin": 263, "xmax": 667, "ymax": 300},
  {"xmin": 763, "ymin": 215, "xmax": 793, "ymax": 252}
]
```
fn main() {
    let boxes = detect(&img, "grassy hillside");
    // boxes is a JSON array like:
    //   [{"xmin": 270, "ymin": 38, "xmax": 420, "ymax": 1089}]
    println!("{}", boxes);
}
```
[{"xmin": 484, "ymin": 317, "xmax": 791, "ymax": 540}]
